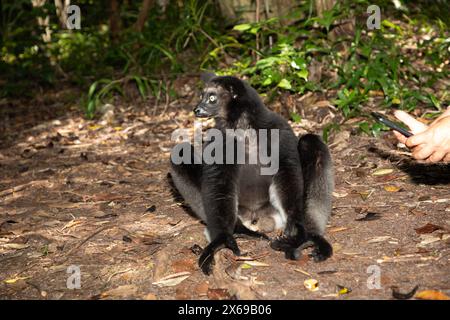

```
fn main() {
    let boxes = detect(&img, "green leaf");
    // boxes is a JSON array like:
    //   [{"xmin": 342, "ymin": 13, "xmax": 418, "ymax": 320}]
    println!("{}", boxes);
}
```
[
  {"xmin": 429, "ymin": 93, "xmax": 441, "ymax": 110},
  {"xmin": 359, "ymin": 121, "xmax": 370, "ymax": 135},
  {"xmin": 262, "ymin": 77, "xmax": 273, "ymax": 86},
  {"xmin": 256, "ymin": 57, "xmax": 279, "ymax": 69},
  {"xmin": 233, "ymin": 24, "xmax": 252, "ymax": 32},
  {"xmin": 88, "ymin": 81, "xmax": 100, "ymax": 99},
  {"xmin": 322, "ymin": 123, "xmax": 340, "ymax": 143},
  {"xmin": 290, "ymin": 112, "xmax": 302, "ymax": 123},
  {"xmin": 249, "ymin": 26, "xmax": 260, "ymax": 35},
  {"xmin": 382, "ymin": 19, "xmax": 402, "ymax": 32},
  {"xmin": 296, "ymin": 70, "xmax": 309, "ymax": 81},
  {"xmin": 277, "ymin": 78, "xmax": 292, "ymax": 90},
  {"xmin": 133, "ymin": 76, "xmax": 147, "ymax": 98}
]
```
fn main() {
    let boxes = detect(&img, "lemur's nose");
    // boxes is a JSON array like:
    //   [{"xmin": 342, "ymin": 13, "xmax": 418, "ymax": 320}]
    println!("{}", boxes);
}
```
[{"xmin": 193, "ymin": 105, "xmax": 209, "ymax": 118}]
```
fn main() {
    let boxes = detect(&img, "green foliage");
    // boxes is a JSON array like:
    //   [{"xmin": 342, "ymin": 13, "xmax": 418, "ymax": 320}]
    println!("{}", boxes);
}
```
[
  {"xmin": 210, "ymin": 17, "xmax": 315, "ymax": 95},
  {"xmin": 201, "ymin": 0, "xmax": 449, "ymax": 137},
  {"xmin": 2, "ymin": 0, "xmax": 449, "ymax": 126},
  {"xmin": 85, "ymin": 76, "xmax": 169, "ymax": 119},
  {"xmin": 0, "ymin": 0, "xmax": 56, "ymax": 97},
  {"xmin": 322, "ymin": 123, "xmax": 341, "ymax": 143}
]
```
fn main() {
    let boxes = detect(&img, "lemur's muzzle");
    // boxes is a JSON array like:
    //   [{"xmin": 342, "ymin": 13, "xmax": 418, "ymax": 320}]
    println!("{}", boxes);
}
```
[{"xmin": 193, "ymin": 104, "xmax": 210, "ymax": 118}]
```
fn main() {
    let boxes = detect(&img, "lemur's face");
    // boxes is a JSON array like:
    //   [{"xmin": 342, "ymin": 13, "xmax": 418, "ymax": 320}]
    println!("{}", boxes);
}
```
[{"xmin": 193, "ymin": 84, "xmax": 232, "ymax": 119}]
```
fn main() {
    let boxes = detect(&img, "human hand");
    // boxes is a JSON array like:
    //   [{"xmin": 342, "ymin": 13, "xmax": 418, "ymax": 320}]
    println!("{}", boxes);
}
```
[{"xmin": 393, "ymin": 108, "xmax": 450, "ymax": 163}]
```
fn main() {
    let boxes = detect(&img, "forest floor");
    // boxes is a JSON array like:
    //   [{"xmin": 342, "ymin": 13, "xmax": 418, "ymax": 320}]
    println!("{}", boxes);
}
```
[{"xmin": 0, "ymin": 79, "xmax": 449, "ymax": 300}]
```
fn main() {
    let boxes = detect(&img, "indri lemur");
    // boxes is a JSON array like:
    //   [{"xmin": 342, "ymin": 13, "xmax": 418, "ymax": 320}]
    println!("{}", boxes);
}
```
[{"xmin": 170, "ymin": 74, "xmax": 334, "ymax": 275}]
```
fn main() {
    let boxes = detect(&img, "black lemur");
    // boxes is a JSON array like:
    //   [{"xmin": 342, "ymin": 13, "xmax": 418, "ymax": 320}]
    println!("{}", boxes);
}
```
[{"xmin": 170, "ymin": 74, "xmax": 334, "ymax": 275}]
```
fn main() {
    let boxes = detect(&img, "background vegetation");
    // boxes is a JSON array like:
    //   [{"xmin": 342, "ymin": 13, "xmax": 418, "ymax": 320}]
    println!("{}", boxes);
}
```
[{"xmin": 1, "ymin": 0, "xmax": 449, "ymax": 136}]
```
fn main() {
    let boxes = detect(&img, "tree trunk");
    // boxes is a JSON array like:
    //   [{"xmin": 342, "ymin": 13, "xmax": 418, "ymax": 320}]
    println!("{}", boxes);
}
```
[
  {"xmin": 54, "ymin": 0, "xmax": 70, "ymax": 28},
  {"xmin": 134, "ymin": 0, "xmax": 154, "ymax": 32},
  {"xmin": 217, "ymin": 0, "xmax": 296, "ymax": 24},
  {"xmin": 31, "ymin": 0, "xmax": 51, "ymax": 42},
  {"xmin": 109, "ymin": 0, "xmax": 122, "ymax": 43},
  {"xmin": 315, "ymin": 0, "xmax": 336, "ymax": 17}
]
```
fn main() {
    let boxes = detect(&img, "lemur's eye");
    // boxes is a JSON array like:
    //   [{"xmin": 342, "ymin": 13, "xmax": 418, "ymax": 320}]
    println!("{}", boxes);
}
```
[{"xmin": 209, "ymin": 95, "xmax": 217, "ymax": 103}]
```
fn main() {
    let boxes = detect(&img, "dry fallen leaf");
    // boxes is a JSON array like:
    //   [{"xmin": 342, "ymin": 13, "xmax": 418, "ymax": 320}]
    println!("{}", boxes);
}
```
[
  {"xmin": 417, "ymin": 234, "xmax": 441, "ymax": 247},
  {"xmin": 372, "ymin": 168, "xmax": 394, "ymax": 176},
  {"xmin": 294, "ymin": 269, "xmax": 311, "ymax": 276},
  {"xmin": 1, "ymin": 243, "xmax": 30, "ymax": 250},
  {"xmin": 152, "ymin": 272, "xmax": 190, "ymax": 287},
  {"xmin": 328, "ymin": 226, "xmax": 348, "ymax": 233},
  {"xmin": 171, "ymin": 258, "xmax": 196, "ymax": 273},
  {"xmin": 175, "ymin": 286, "xmax": 191, "ymax": 300},
  {"xmin": 366, "ymin": 236, "xmax": 393, "ymax": 243},
  {"xmin": 414, "ymin": 223, "xmax": 442, "ymax": 234},
  {"xmin": 384, "ymin": 185, "xmax": 402, "ymax": 192},
  {"xmin": 304, "ymin": 279, "xmax": 319, "ymax": 292},
  {"xmin": 242, "ymin": 261, "xmax": 270, "ymax": 267},
  {"xmin": 100, "ymin": 285, "xmax": 138, "ymax": 298},
  {"xmin": 332, "ymin": 191, "xmax": 348, "ymax": 198},
  {"xmin": 195, "ymin": 282, "xmax": 209, "ymax": 296},
  {"xmin": 143, "ymin": 293, "xmax": 158, "ymax": 300},
  {"xmin": 4, "ymin": 276, "xmax": 31, "ymax": 284},
  {"xmin": 207, "ymin": 288, "xmax": 231, "ymax": 300},
  {"xmin": 415, "ymin": 290, "xmax": 450, "ymax": 300}
]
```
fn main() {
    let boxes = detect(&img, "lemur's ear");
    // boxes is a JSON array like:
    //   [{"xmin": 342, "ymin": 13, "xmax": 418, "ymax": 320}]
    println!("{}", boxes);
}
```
[{"xmin": 200, "ymin": 72, "xmax": 216, "ymax": 83}]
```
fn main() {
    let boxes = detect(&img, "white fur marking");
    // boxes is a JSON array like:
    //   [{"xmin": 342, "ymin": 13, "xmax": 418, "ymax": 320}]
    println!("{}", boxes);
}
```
[
  {"xmin": 203, "ymin": 228, "xmax": 211, "ymax": 243},
  {"xmin": 271, "ymin": 212, "xmax": 285, "ymax": 230},
  {"xmin": 269, "ymin": 184, "xmax": 287, "ymax": 228}
]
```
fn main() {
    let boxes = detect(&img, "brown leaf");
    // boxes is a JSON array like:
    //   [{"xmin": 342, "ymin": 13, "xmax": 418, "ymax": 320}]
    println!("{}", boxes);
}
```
[
  {"xmin": 171, "ymin": 258, "xmax": 196, "ymax": 273},
  {"xmin": 175, "ymin": 286, "xmax": 191, "ymax": 300},
  {"xmin": 358, "ymin": 190, "xmax": 372, "ymax": 201},
  {"xmin": 152, "ymin": 249, "xmax": 171, "ymax": 281},
  {"xmin": 375, "ymin": 174, "xmax": 399, "ymax": 182},
  {"xmin": 207, "ymin": 288, "xmax": 231, "ymax": 300},
  {"xmin": 415, "ymin": 290, "xmax": 450, "ymax": 300},
  {"xmin": 415, "ymin": 223, "xmax": 442, "ymax": 234},
  {"xmin": 194, "ymin": 282, "xmax": 209, "ymax": 296},
  {"xmin": 328, "ymin": 226, "xmax": 348, "ymax": 233},
  {"xmin": 100, "ymin": 285, "xmax": 138, "ymax": 299},
  {"xmin": 354, "ymin": 168, "xmax": 368, "ymax": 178},
  {"xmin": 418, "ymin": 195, "xmax": 431, "ymax": 201},
  {"xmin": 92, "ymin": 193, "xmax": 129, "ymax": 202},
  {"xmin": 143, "ymin": 293, "xmax": 157, "ymax": 300}
]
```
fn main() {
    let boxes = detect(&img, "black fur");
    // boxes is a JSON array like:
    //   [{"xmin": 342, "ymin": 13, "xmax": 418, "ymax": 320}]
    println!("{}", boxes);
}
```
[{"xmin": 170, "ymin": 75, "xmax": 334, "ymax": 275}]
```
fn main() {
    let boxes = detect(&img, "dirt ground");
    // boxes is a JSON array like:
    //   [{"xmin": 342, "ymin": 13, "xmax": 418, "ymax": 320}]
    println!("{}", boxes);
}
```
[{"xmin": 0, "ymin": 82, "xmax": 449, "ymax": 300}]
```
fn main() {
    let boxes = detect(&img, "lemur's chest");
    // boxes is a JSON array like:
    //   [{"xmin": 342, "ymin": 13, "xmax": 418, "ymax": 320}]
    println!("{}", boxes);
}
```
[{"xmin": 237, "ymin": 164, "xmax": 272, "ymax": 210}]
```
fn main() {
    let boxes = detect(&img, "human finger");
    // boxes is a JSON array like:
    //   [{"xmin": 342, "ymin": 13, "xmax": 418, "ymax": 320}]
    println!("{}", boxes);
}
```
[
  {"xmin": 405, "ymin": 131, "xmax": 429, "ymax": 148},
  {"xmin": 393, "ymin": 130, "xmax": 407, "ymax": 144},
  {"xmin": 443, "ymin": 153, "xmax": 450, "ymax": 163},
  {"xmin": 426, "ymin": 150, "xmax": 446, "ymax": 163},
  {"xmin": 412, "ymin": 144, "xmax": 434, "ymax": 160},
  {"xmin": 394, "ymin": 110, "xmax": 428, "ymax": 133}
]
